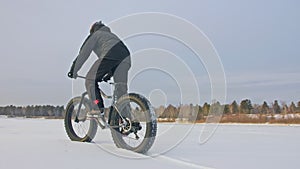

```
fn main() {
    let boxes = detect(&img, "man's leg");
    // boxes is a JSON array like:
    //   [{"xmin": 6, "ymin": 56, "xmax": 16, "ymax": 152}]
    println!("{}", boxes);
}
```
[
  {"xmin": 113, "ymin": 60, "xmax": 131, "ymax": 99},
  {"xmin": 86, "ymin": 59, "xmax": 121, "ymax": 110},
  {"xmin": 113, "ymin": 60, "xmax": 131, "ymax": 121},
  {"xmin": 85, "ymin": 59, "xmax": 104, "ymax": 110}
]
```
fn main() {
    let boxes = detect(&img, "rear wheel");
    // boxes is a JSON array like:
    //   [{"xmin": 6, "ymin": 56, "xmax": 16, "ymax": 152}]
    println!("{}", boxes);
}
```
[
  {"xmin": 110, "ymin": 93, "xmax": 157, "ymax": 153},
  {"xmin": 64, "ymin": 97, "xmax": 98, "ymax": 142}
]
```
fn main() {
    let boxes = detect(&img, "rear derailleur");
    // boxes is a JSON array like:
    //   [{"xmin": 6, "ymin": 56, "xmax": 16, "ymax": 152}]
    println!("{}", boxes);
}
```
[{"xmin": 120, "ymin": 118, "xmax": 142, "ymax": 139}]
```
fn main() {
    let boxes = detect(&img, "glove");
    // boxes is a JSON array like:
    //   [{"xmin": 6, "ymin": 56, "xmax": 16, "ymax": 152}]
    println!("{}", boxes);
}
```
[
  {"xmin": 68, "ymin": 59, "xmax": 77, "ymax": 79},
  {"xmin": 67, "ymin": 71, "xmax": 77, "ymax": 79}
]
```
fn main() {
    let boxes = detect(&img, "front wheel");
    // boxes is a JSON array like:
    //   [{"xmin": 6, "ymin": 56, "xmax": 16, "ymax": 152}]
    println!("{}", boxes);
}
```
[
  {"xmin": 110, "ymin": 93, "xmax": 157, "ymax": 153},
  {"xmin": 64, "ymin": 97, "xmax": 98, "ymax": 142}
]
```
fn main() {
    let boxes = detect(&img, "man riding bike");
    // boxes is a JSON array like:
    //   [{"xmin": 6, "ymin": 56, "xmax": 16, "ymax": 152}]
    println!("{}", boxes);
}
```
[{"xmin": 67, "ymin": 21, "xmax": 131, "ymax": 113}]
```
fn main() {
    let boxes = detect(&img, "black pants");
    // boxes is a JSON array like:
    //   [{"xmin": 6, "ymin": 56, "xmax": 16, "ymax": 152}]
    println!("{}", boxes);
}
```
[{"xmin": 85, "ymin": 47, "xmax": 130, "ymax": 109}]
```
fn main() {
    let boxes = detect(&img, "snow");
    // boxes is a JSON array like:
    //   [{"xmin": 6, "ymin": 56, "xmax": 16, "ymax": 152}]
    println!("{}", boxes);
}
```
[{"xmin": 1, "ymin": 117, "xmax": 300, "ymax": 169}]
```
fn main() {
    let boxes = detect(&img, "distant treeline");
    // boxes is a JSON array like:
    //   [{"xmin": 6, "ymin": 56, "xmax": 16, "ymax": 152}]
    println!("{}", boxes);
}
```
[
  {"xmin": 156, "ymin": 99, "xmax": 300, "ymax": 123},
  {"xmin": 1, "ymin": 99, "xmax": 300, "ymax": 123},
  {"xmin": 0, "ymin": 105, "xmax": 64, "ymax": 118}
]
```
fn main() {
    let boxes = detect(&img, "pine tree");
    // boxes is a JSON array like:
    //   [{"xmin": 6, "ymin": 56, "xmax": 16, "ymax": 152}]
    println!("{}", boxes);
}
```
[
  {"xmin": 273, "ymin": 100, "xmax": 281, "ymax": 114},
  {"xmin": 189, "ymin": 104, "xmax": 199, "ymax": 122},
  {"xmin": 289, "ymin": 102, "xmax": 296, "ymax": 113},
  {"xmin": 297, "ymin": 101, "xmax": 300, "ymax": 112},
  {"xmin": 261, "ymin": 101, "xmax": 269, "ymax": 114},
  {"xmin": 210, "ymin": 101, "xmax": 223, "ymax": 116},
  {"xmin": 196, "ymin": 105, "xmax": 203, "ymax": 120},
  {"xmin": 281, "ymin": 101, "xmax": 288, "ymax": 114},
  {"xmin": 202, "ymin": 102, "xmax": 210, "ymax": 116},
  {"xmin": 240, "ymin": 99, "xmax": 253, "ymax": 114},
  {"xmin": 155, "ymin": 105, "xmax": 166, "ymax": 117},
  {"xmin": 230, "ymin": 101, "xmax": 239, "ymax": 114},
  {"xmin": 224, "ymin": 104, "xmax": 231, "ymax": 115},
  {"xmin": 160, "ymin": 104, "xmax": 178, "ymax": 119}
]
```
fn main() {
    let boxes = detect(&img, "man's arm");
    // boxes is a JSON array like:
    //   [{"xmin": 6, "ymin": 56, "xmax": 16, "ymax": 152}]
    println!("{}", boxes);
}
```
[{"xmin": 72, "ymin": 34, "xmax": 98, "ymax": 74}]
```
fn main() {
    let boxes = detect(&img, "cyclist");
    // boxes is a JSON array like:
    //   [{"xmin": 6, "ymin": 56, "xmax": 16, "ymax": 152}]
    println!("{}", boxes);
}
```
[{"xmin": 67, "ymin": 21, "xmax": 131, "ymax": 113}]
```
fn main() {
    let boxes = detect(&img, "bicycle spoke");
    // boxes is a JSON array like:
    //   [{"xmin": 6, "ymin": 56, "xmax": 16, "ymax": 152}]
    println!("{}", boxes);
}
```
[{"xmin": 71, "ymin": 106, "xmax": 91, "ymax": 138}]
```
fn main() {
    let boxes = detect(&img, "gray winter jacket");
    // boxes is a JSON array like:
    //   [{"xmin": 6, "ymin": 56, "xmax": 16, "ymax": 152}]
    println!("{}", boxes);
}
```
[{"xmin": 73, "ymin": 26, "xmax": 130, "ymax": 74}]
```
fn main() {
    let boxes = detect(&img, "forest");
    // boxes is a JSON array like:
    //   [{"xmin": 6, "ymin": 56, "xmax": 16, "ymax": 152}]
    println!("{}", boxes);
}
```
[
  {"xmin": 156, "ymin": 99, "xmax": 300, "ymax": 123},
  {"xmin": 0, "ymin": 105, "xmax": 64, "ymax": 118},
  {"xmin": 1, "ymin": 99, "xmax": 300, "ymax": 123}
]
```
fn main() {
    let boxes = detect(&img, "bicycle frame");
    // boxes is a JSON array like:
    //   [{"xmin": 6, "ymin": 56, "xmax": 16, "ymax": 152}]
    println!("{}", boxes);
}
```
[{"xmin": 74, "ymin": 75, "xmax": 125, "ymax": 129}]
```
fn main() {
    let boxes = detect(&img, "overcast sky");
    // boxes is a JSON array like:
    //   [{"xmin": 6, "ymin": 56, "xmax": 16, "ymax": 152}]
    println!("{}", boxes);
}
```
[{"xmin": 0, "ymin": 0, "xmax": 299, "ymax": 106}]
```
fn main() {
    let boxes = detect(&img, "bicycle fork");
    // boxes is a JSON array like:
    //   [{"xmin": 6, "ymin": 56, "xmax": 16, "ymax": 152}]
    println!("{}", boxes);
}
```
[
  {"xmin": 74, "ymin": 92, "xmax": 88, "ymax": 123},
  {"xmin": 73, "ymin": 92, "xmax": 104, "ymax": 128}
]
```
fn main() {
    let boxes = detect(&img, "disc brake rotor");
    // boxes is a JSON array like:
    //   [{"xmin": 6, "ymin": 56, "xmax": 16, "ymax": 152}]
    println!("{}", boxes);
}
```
[{"xmin": 121, "ymin": 118, "xmax": 132, "ymax": 133}]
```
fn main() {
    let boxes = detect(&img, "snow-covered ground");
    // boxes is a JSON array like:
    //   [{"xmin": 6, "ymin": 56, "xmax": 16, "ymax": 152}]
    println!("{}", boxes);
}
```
[{"xmin": 0, "ymin": 116, "xmax": 300, "ymax": 169}]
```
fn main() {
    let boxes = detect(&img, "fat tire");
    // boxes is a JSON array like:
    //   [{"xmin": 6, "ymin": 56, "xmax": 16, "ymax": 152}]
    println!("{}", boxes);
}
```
[
  {"xmin": 110, "ymin": 93, "xmax": 157, "ymax": 153},
  {"xmin": 64, "ymin": 97, "xmax": 98, "ymax": 142}
]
